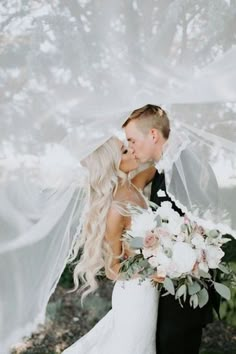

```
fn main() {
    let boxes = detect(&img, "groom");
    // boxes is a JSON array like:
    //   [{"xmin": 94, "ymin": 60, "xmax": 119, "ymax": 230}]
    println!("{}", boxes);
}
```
[{"xmin": 123, "ymin": 104, "xmax": 218, "ymax": 354}]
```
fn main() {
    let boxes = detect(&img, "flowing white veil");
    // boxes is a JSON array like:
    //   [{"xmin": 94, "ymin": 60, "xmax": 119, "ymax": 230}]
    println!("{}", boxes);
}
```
[{"xmin": 0, "ymin": 1, "xmax": 236, "ymax": 352}]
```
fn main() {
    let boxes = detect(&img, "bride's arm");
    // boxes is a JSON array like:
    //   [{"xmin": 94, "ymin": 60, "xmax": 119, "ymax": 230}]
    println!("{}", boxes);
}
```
[{"xmin": 131, "ymin": 166, "xmax": 156, "ymax": 190}]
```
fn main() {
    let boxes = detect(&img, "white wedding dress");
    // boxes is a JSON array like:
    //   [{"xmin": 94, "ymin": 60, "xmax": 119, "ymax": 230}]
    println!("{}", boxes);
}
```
[{"xmin": 62, "ymin": 277, "xmax": 159, "ymax": 354}]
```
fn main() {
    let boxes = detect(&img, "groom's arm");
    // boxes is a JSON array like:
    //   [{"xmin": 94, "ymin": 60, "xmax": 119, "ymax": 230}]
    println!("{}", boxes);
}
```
[{"xmin": 131, "ymin": 166, "xmax": 156, "ymax": 190}]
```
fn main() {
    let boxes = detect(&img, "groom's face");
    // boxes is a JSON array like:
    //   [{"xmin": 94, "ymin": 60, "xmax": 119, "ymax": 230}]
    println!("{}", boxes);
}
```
[{"xmin": 124, "ymin": 120, "xmax": 154, "ymax": 163}]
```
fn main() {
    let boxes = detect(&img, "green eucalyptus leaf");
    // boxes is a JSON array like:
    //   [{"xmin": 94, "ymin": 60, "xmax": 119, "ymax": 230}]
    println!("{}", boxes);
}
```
[
  {"xmin": 161, "ymin": 291, "xmax": 171, "ymax": 297},
  {"xmin": 177, "ymin": 297, "xmax": 184, "ymax": 308},
  {"xmin": 213, "ymin": 282, "xmax": 231, "ymax": 300},
  {"xmin": 147, "ymin": 268, "xmax": 155, "ymax": 276},
  {"xmin": 181, "ymin": 224, "xmax": 188, "ymax": 233},
  {"xmin": 129, "ymin": 237, "xmax": 144, "ymax": 249},
  {"xmin": 199, "ymin": 270, "xmax": 211, "ymax": 279},
  {"xmin": 139, "ymin": 259, "xmax": 150, "ymax": 268},
  {"xmin": 189, "ymin": 294, "xmax": 199, "ymax": 309},
  {"xmin": 175, "ymin": 284, "xmax": 187, "ymax": 300},
  {"xmin": 188, "ymin": 281, "xmax": 201, "ymax": 295},
  {"xmin": 132, "ymin": 264, "xmax": 140, "ymax": 273},
  {"xmin": 164, "ymin": 248, "xmax": 172, "ymax": 257},
  {"xmin": 149, "ymin": 201, "xmax": 158, "ymax": 210},
  {"xmin": 217, "ymin": 264, "xmax": 230, "ymax": 274},
  {"xmin": 154, "ymin": 215, "xmax": 162, "ymax": 226},
  {"xmin": 187, "ymin": 275, "xmax": 193, "ymax": 285},
  {"xmin": 163, "ymin": 277, "xmax": 175, "ymax": 295},
  {"xmin": 209, "ymin": 230, "xmax": 220, "ymax": 238},
  {"xmin": 198, "ymin": 288, "xmax": 209, "ymax": 308},
  {"xmin": 127, "ymin": 268, "xmax": 133, "ymax": 277}
]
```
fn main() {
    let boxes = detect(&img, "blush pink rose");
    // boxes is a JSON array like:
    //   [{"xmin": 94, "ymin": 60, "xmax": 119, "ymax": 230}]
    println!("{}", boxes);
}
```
[
  {"xmin": 144, "ymin": 232, "xmax": 158, "ymax": 249},
  {"xmin": 197, "ymin": 225, "xmax": 205, "ymax": 235},
  {"xmin": 184, "ymin": 215, "xmax": 191, "ymax": 224},
  {"xmin": 157, "ymin": 228, "xmax": 171, "ymax": 237}
]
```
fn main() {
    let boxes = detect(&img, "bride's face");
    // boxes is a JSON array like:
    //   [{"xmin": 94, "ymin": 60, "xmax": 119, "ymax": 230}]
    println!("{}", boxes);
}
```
[{"xmin": 117, "ymin": 139, "xmax": 139, "ymax": 173}]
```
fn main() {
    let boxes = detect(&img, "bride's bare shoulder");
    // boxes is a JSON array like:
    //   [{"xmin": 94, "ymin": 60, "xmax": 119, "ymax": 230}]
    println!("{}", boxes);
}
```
[{"xmin": 106, "ymin": 190, "xmax": 127, "ymax": 230}]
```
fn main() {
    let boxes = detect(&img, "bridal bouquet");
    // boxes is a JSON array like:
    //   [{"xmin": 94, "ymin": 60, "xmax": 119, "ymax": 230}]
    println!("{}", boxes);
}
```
[{"xmin": 120, "ymin": 201, "xmax": 235, "ymax": 308}]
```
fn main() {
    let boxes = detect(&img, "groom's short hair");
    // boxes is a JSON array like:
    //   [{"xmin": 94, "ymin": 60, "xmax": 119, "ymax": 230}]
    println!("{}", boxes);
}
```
[{"xmin": 122, "ymin": 104, "xmax": 170, "ymax": 139}]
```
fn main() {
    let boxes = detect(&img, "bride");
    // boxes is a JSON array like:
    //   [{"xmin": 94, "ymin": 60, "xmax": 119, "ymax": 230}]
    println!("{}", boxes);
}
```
[{"xmin": 62, "ymin": 136, "xmax": 159, "ymax": 354}]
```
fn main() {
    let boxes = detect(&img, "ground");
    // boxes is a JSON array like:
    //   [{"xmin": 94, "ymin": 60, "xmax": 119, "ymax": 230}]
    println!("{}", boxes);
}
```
[{"xmin": 12, "ymin": 278, "xmax": 236, "ymax": 354}]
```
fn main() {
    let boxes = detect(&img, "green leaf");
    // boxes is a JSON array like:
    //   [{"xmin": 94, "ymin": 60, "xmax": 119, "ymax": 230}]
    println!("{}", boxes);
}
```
[
  {"xmin": 139, "ymin": 259, "xmax": 150, "ymax": 268},
  {"xmin": 154, "ymin": 215, "xmax": 162, "ymax": 226},
  {"xmin": 164, "ymin": 247, "xmax": 172, "ymax": 257},
  {"xmin": 187, "ymin": 275, "xmax": 193, "ymax": 285},
  {"xmin": 163, "ymin": 277, "xmax": 175, "ymax": 295},
  {"xmin": 188, "ymin": 281, "xmax": 201, "ymax": 295},
  {"xmin": 197, "ymin": 288, "xmax": 209, "ymax": 308},
  {"xmin": 146, "ymin": 268, "xmax": 155, "ymax": 276},
  {"xmin": 175, "ymin": 284, "xmax": 187, "ymax": 300},
  {"xmin": 181, "ymin": 224, "xmax": 188, "ymax": 233},
  {"xmin": 217, "ymin": 264, "xmax": 230, "ymax": 274},
  {"xmin": 149, "ymin": 201, "xmax": 158, "ymax": 210},
  {"xmin": 131, "ymin": 263, "xmax": 140, "ymax": 273},
  {"xmin": 189, "ymin": 294, "xmax": 199, "ymax": 309},
  {"xmin": 213, "ymin": 282, "xmax": 231, "ymax": 300},
  {"xmin": 127, "ymin": 268, "xmax": 133, "ymax": 277},
  {"xmin": 129, "ymin": 237, "xmax": 144, "ymax": 249},
  {"xmin": 199, "ymin": 270, "xmax": 211, "ymax": 279},
  {"xmin": 208, "ymin": 230, "xmax": 220, "ymax": 238}
]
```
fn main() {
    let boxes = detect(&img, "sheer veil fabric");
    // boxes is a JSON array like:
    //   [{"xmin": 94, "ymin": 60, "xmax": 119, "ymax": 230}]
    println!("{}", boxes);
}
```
[{"xmin": 0, "ymin": 1, "xmax": 236, "ymax": 352}]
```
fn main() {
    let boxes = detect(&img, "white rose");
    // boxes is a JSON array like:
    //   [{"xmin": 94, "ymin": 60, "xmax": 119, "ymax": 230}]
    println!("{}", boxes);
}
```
[
  {"xmin": 147, "ymin": 255, "xmax": 158, "ymax": 268},
  {"xmin": 166, "ymin": 216, "xmax": 184, "ymax": 235},
  {"xmin": 175, "ymin": 233, "xmax": 186, "ymax": 242},
  {"xmin": 172, "ymin": 242, "xmax": 197, "ymax": 274},
  {"xmin": 143, "ymin": 246, "xmax": 158, "ymax": 259},
  {"xmin": 157, "ymin": 201, "xmax": 174, "ymax": 219},
  {"xmin": 157, "ymin": 202, "xmax": 184, "ymax": 234},
  {"xmin": 156, "ymin": 248, "xmax": 172, "ymax": 268},
  {"xmin": 205, "ymin": 245, "xmax": 225, "ymax": 269},
  {"xmin": 191, "ymin": 233, "xmax": 206, "ymax": 249},
  {"xmin": 129, "ymin": 210, "xmax": 157, "ymax": 238},
  {"xmin": 159, "ymin": 234, "xmax": 173, "ymax": 249},
  {"xmin": 166, "ymin": 261, "xmax": 182, "ymax": 278},
  {"xmin": 198, "ymin": 261, "xmax": 209, "ymax": 273}
]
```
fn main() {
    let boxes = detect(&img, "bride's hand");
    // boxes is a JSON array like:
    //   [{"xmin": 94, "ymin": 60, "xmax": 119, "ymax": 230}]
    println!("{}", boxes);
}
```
[
  {"xmin": 150, "ymin": 274, "xmax": 165, "ymax": 283},
  {"xmin": 123, "ymin": 244, "xmax": 136, "ymax": 259}
]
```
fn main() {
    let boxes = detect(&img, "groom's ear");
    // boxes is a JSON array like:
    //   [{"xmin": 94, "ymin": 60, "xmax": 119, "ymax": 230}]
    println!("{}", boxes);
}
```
[{"xmin": 150, "ymin": 128, "xmax": 160, "ymax": 144}]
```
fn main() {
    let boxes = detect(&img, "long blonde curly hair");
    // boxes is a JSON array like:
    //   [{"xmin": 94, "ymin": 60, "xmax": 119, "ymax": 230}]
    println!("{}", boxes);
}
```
[{"xmin": 70, "ymin": 136, "xmax": 126, "ymax": 299}]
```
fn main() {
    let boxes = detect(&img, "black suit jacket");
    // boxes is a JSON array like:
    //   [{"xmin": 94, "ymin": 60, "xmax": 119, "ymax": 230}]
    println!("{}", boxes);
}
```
[{"xmin": 151, "ymin": 170, "xmax": 217, "ymax": 330}]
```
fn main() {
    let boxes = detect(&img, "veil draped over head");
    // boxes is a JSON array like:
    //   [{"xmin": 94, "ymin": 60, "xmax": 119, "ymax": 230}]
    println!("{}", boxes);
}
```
[{"xmin": 0, "ymin": 1, "xmax": 236, "ymax": 352}]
